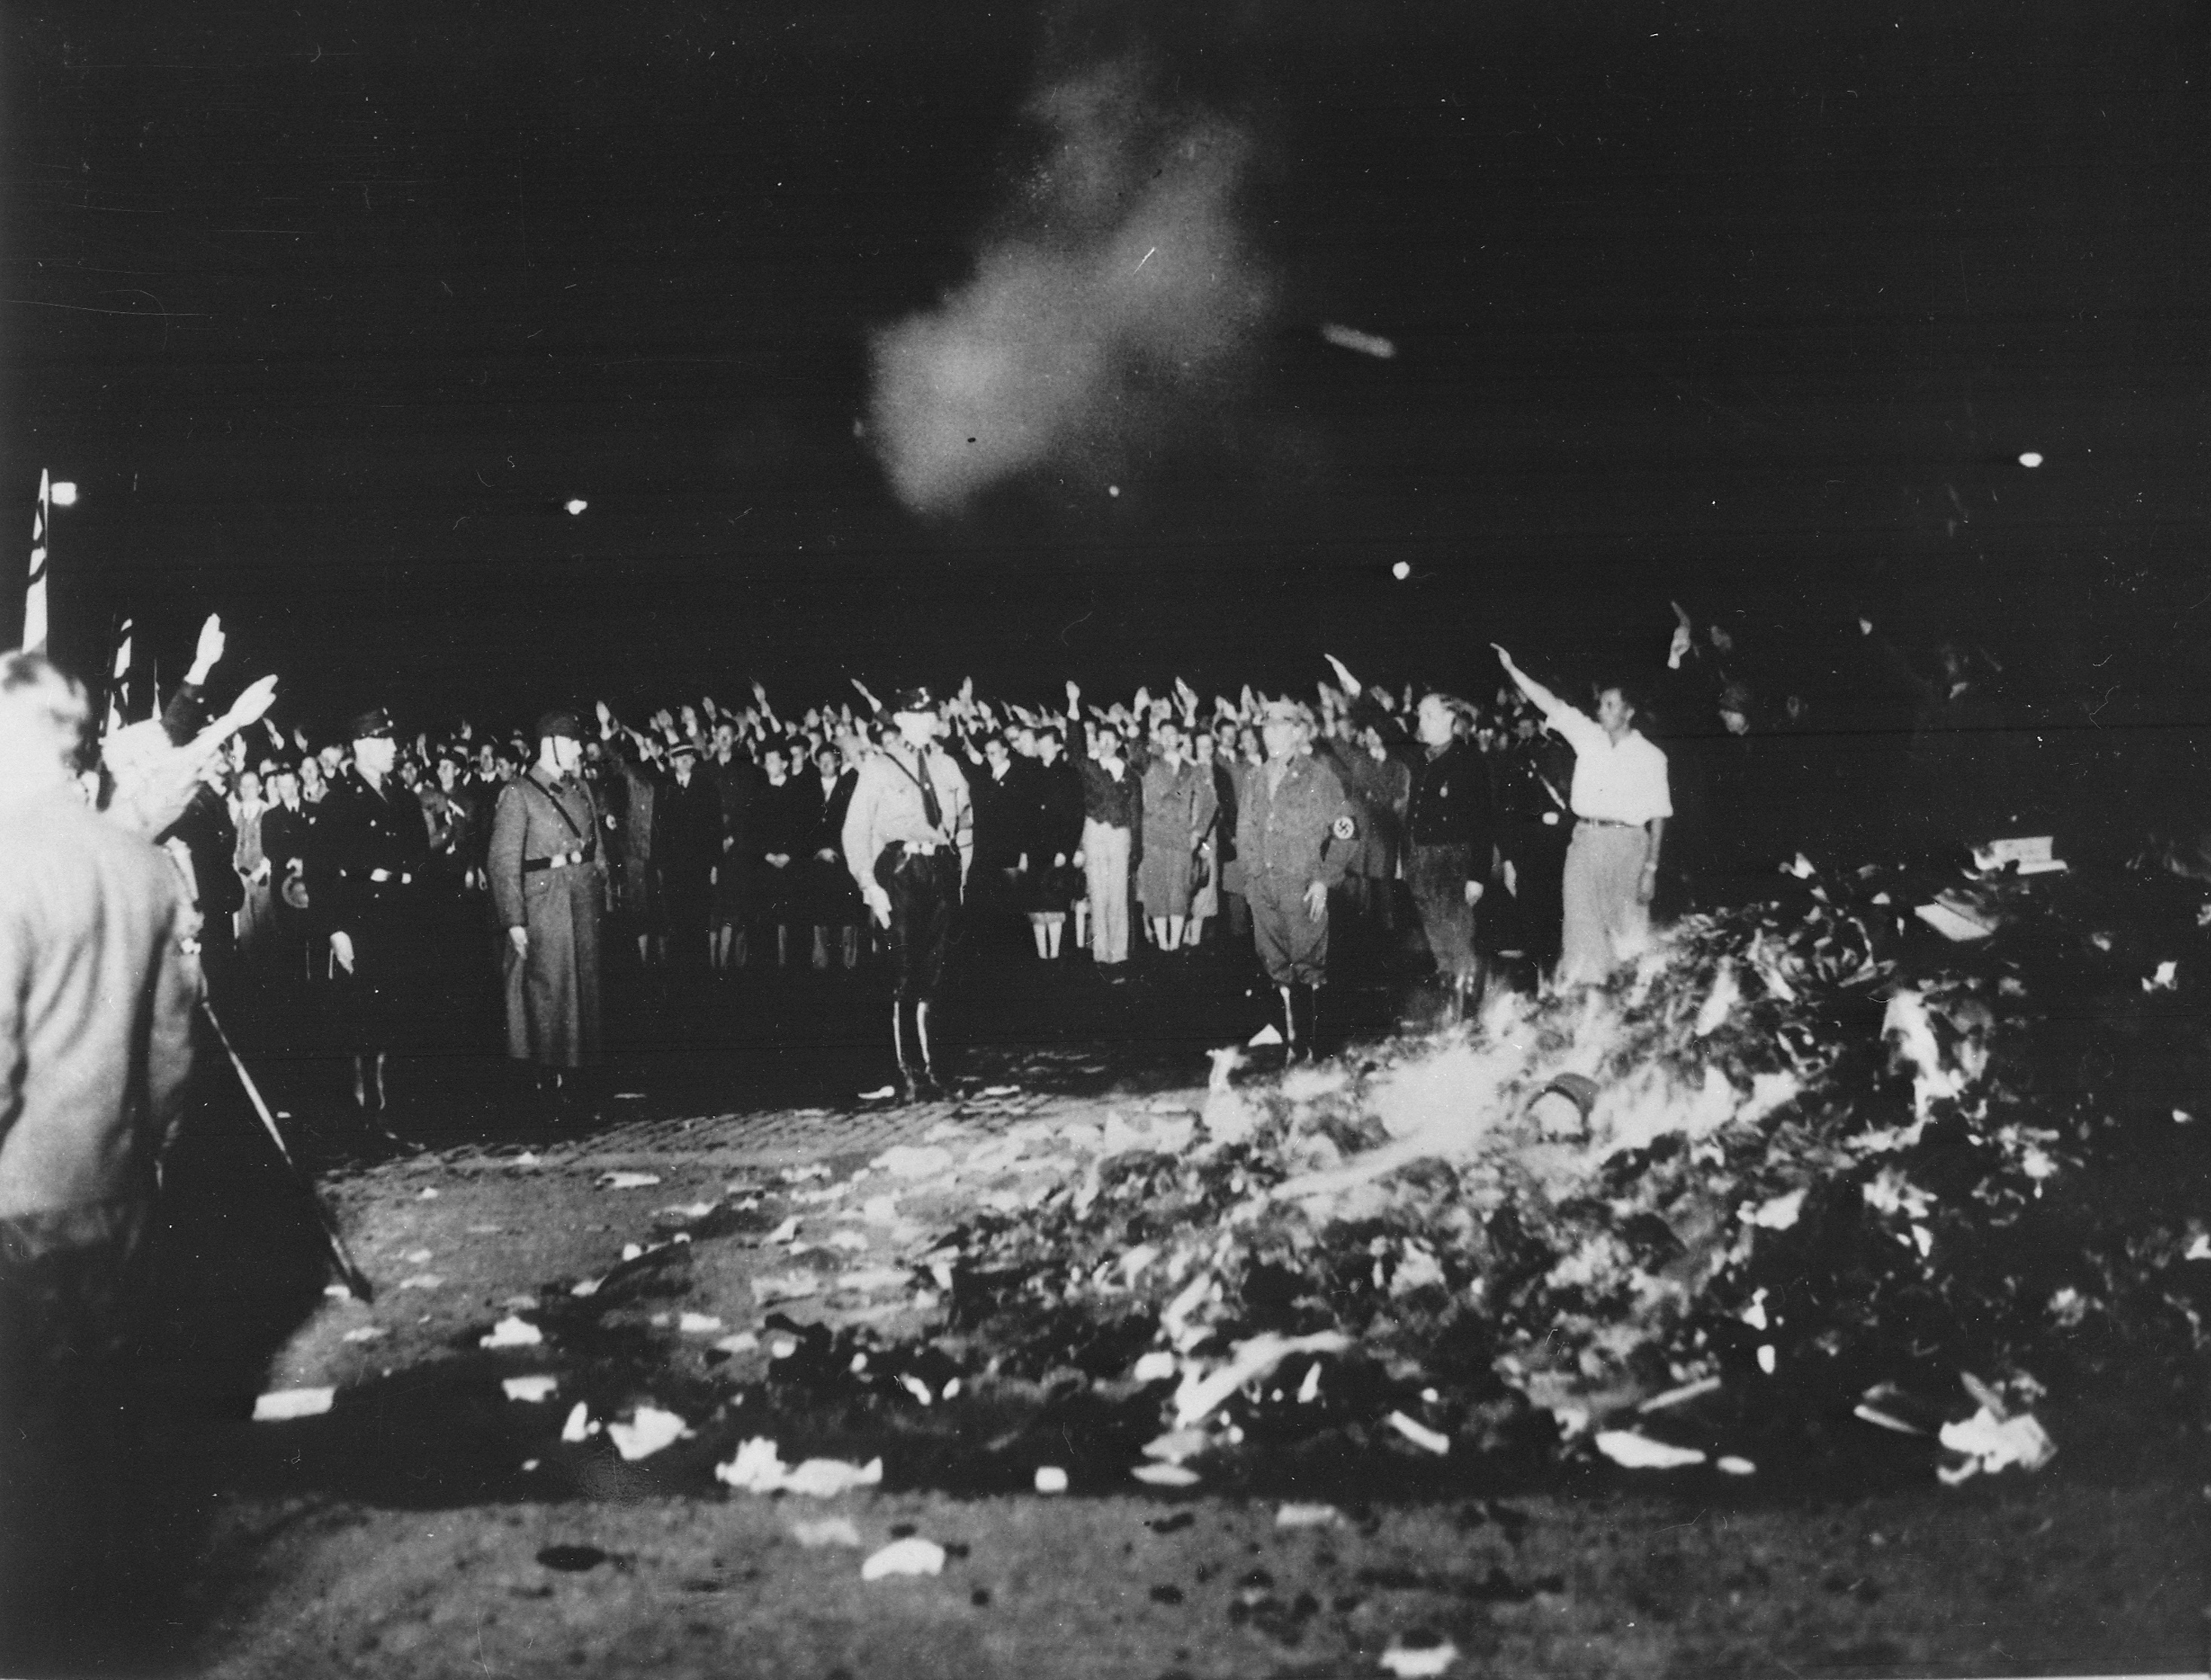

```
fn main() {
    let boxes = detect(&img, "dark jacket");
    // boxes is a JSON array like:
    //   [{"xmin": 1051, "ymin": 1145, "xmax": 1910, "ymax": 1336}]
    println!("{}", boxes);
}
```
[
  {"xmin": 1027, "ymin": 756, "xmax": 1086, "ymax": 864},
  {"xmin": 162, "ymin": 783, "xmax": 244, "ymax": 920},
  {"xmin": 316, "ymin": 766, "xmax": 434, "ymax": 941},
  {"xmin": 1405, "ymin": 739, "xmax": 1496, "ymax": 875},
  {"xmin": 970, "ymin": 761, "xmax": 1030, "ymax": 873},
  {"xmin": 1076, "ymin": 755, "xmax": 1141, "ymax": 831},
  {"xmin": 656, "ymin": 772, "xmax": 723, "ymax": 911}
]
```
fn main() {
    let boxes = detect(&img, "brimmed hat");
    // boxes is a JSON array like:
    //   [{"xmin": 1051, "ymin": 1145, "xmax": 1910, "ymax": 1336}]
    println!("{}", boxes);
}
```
[
  {"xmin": 535, "ymin": 708, "xmax": 581, "ymax": 742},
  {"xmin": 348, "ymin": 706, "xmax": 396, "ymax": 741},
  {"xmin": 890, "ymin": 685, "xmax": 938, "ymax": 718}
]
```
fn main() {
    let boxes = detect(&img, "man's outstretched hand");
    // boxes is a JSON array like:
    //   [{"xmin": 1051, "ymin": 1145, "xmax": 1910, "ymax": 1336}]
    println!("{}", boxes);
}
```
[
  {"xmin": 221, "ymin": 674, "xmax": 280, "ymax": 733},
  {"xmin": 185, "ymin": 614, "xmax": 227, "ymax": 685}
]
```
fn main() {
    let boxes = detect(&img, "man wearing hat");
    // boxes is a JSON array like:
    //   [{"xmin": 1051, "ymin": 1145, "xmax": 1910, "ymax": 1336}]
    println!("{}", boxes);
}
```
[
  {"xmin": 841, "ymin": 687, "xmax": 971, "ymax": 1100},
  {"xmin": 657, "ymin": 738, "xmax": 721, "ymax": 971},
  {"xmin": 318, "ymin": 705, "xmax": 433, "ymax": 1132},
  {"xmin": 1234, "ymin": 697, "xmax": 1360, "ymax": 1060},
  {"xmin": 488, "ymin": 711, "xmax": 606, "ymax": 1108}
]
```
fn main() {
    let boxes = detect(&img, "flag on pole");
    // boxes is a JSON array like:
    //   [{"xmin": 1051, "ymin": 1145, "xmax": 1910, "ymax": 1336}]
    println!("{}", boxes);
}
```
[
  {"xmin": 20, "ymin": 469, "xmax": 50, "ymax": 652},
  {"xmin": 107, "ymin": 614, "xmax": 134, "ymax": 734}
]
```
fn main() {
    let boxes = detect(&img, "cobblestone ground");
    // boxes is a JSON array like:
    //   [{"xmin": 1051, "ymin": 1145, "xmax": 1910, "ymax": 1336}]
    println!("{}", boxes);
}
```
[{"xmin": 66, "ymin": 943, "xmax": 2208, "ymax": 1678}]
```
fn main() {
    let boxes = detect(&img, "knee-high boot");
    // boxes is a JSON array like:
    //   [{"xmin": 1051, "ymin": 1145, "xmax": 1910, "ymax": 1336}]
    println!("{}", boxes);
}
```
[
  {"xmin": 1293, "ymin": 984, "xmax": 1323, "ymax": 1062},
  {"xmin": 913, "ymin": 999, "xmax": 942, "ymax": 1100},
  {"xmin": 892, "ymin": 998, "xmax": 918, "ymax": 1102}
]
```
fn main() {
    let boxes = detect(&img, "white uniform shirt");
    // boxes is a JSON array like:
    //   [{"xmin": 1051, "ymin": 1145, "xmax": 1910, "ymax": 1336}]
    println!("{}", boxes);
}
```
[{"xmin": 1543, "ymin": 706, "xmax": 1673, "ymax": 825}]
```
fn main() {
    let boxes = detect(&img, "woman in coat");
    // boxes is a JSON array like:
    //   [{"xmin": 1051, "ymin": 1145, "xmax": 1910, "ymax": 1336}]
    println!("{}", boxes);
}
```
[
  {"xmin": 1022, "ymin": 726, "xmax": 1086, "ymax": 959},
  {"xmin": 1135, "ymin": 718, "xmax": 1217, "ymax": 953}
]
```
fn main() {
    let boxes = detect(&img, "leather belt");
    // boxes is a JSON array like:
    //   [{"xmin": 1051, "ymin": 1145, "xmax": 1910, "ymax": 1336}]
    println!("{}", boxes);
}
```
[
  {"xmin": 1576, "ymin": 816, "xmax": 1639, "ymax": 830},
  {"xmin": 522, "ymin": 849, "xmax": 591, "ymax": 874}
]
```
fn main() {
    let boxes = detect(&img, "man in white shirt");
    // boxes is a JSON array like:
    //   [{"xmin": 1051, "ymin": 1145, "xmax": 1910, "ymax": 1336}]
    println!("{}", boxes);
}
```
[
  {"xmin": 841, "ymin": 688, "xmax": 972, "ymax": 1100},
  {"xmin": 1493, "ymin": 645, "xmax": 1670, "ymax": 985}
]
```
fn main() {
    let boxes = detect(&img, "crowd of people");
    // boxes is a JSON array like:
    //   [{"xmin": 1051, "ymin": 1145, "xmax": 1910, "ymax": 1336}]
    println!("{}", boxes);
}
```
[
  {"xmin": 0, "ymin": 589, "xmax": 2099, "ymax": 1659},
  {"xmin": 54, "ymin": 593, "xmax": 2059, "ymax": 1132}
]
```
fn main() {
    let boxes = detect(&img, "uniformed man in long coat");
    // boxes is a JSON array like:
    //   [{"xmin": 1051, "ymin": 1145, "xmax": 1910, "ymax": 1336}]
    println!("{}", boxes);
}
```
[
  {"xmin": 318, "ymin": 705, "xmax": 432, "ymax": 1132},
  {"xmin": 1235, "ymin": 698, "xmax": 1359, "ymax": 1061},
  {"xmin": 488, "ymin": 710, "xmax": 605, "ymax": 1106}
]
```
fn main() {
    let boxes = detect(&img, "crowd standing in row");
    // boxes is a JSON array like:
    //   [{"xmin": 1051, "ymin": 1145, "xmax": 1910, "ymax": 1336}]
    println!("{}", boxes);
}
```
[
  {"xmin": 59, "ymin": 595, "xmax": 2048, "ymax": 1134},
  {"xmin": 0, "ymin": 591, "xmax": 2081, "ymax": 1654}
]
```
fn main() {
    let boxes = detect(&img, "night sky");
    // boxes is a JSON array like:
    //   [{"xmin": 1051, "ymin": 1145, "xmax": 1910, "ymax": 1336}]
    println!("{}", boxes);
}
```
[{"xmin": 5, "ymin": 1, "xmax": 2208, "ymax": 731}]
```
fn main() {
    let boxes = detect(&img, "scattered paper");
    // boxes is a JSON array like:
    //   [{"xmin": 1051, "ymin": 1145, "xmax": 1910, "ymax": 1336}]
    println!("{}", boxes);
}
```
[
  {"xmin": 1937, "ymin": 1406, "xmax": 2056, "ymax": 1483},
  {"xmin": 1131, "ymin": 1462, "xmax": 1200, "ymax": 1487},
  {"xmin": 1594, "ymin": 1430, "xmax": 1707, "ymax": 1470},
  {"xmin": 397, "ymin": 1273, "xmax": 442, "ymax": 1291},
  {"xmin": 1386, "ymin": 1411, "xmax": 1450, "ymax": 1455},
  {"xmin": 1915, "ymin": 898, "xmax": 1995, "ymax": 942},
  {"xmin": 253, "ymin": 1387, "xmax": 335, "ymax": 1422},
  {"xmin": 403, "ymin": 1247, "xmax": 433, "ymax": 1265},
  {"xmin": 479, "ymin": 1316, "xmax": 544, "ymax": 1349},
  {"xmin": 752, "ymin": 1273, "xmax": 822, "ymax": 1305},
  {"xmin": 1143, "ymin": 1428, "xmax": 1211, "ymax": 1464},
  {"xmin": 678, "ymin": 1312, "xmax": 725, "ymax": 1334},
  {"xmin": 560, "ymin": 1402, "xmax": 591, "ymax": 1443},
  {"xmin": 1275, "ymin": 1502, "xmax": 1342, "ymax": 1529},
  {"xmin": 874, "ymin": 1145, "xmax": 955, "ymax": 1180},
  {"xmin": 791, "ymin": 1516, "xmax": 863, "ymax": 1549},
  {"xmin": 503, "ymin": 1376, "xmax": 559, "ymax": 1403},
  {"xmin": 1174, "ymin": 1331, "xmax": 1350, "ymax": 1428},
  {"xmin": 714, "ymin": 1331, "xmax": 761, "ymax": 1354},
  {"xmin": 1380, "ymin": 1639, "xmax": 1459, "ymax": 1677},
  {"xmin": 341, "ymin": 1326, "xmax": 387, "ymax": 1344},
  {"xmin": 1741, "ymin": 1189, "xmax": 1805, "ymax": 1230},
  {"xmin": 608, "ymin": 1406, "xmax": 693, "ymax": 1461},
  {"xmin": 1034, "ymin": 1465, "xmax": 1070, "ymax": 1494},
  {"xmin": 715, "ymin": 1438, "xmax": 884, "ymax": 1497},
  {"xmin": 1247, "ymin": 1023, "xmax": 1285, "ymax": 1048},
  {"xmin": 862, "ymin": 1538, "xmax": 946, "ymax": 1580},
  {"xmin": 600, "ymin": 1171, "xmax": 662, "ymax": 1189}
]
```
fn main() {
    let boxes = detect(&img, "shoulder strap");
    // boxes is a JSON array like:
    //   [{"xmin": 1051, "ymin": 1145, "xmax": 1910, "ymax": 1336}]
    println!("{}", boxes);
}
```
[
  {"xmin": 525, "ymin": 773, "xmax": 589, "ymax": 843},
  {"xmin": 883, "ymin": 747, "xmax": 943, "ymax": 829}
]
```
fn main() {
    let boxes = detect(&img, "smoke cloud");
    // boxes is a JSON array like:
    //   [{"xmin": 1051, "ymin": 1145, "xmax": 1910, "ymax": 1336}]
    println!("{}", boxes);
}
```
[{"xmin": 865, "ymin": 60, "xmax": 1272, "ymax": 516}]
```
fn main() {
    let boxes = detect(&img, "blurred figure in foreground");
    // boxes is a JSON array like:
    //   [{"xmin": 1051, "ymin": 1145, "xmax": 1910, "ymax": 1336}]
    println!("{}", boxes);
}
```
[{"xmin": 0, "ymin": 653, "xmax": 202, "ymax": 1666}]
